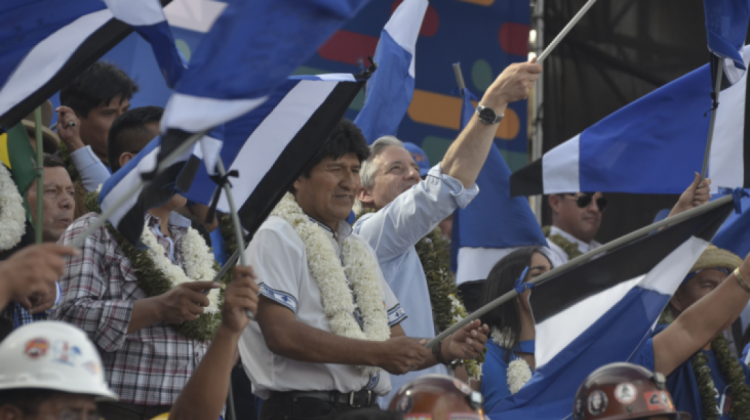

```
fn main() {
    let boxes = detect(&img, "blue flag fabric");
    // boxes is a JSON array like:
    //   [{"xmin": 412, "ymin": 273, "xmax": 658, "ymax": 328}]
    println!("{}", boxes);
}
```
[
  {"xmin": 704, "ymin": 0, "xmax": 750, "ymax": 84},
  {"xmin": 353, "ymin": 0, "xmax": 427, "ymax": 144},
  {"xmin": 103, "ymin": 0, "xmax": 186, "ymax": 89},
  {"xmin": 185, "ymin": 73, "xmax": 368, "ymax": 237},
  {"xmin": 511, "ymin": 46, "xmax": 750, "ymax": 197},
  {"xmin": 487, "ymin": 201, "xmax": 733, "ymax": 417},
  {"xmin": 0, "ymin": 0, "xmax": 123, "ymax": 129},
  {"xmin": 98, "ymin": 136, "xmax": 199, "ymax": 247},
  {"xmin": 713, "ymin": 189, "xmax": 750, "ymax": 259},
  {"xmin": 161, "ymin": 0, "xmax": 370, "ymax": 138},
  {"xmin": 450, "ymin": 85, "xmax": 546, "ymax": 282}
]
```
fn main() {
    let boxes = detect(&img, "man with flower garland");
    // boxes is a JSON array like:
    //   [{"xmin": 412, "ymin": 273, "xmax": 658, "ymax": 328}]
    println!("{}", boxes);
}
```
[
  {"xmin": 631, "ymin": 245, "xmax": 750, "ymax": 420},
  {"xmin": 53, "ymin": 110, "xmax": 257, "ymax": 420},
  {"xmin": 353, "ymin": 59, "xmax": 541, "ymax": 405},
  {"xmin": 239, "ymin": 119, "xmax": 488, "ymax": 420}
]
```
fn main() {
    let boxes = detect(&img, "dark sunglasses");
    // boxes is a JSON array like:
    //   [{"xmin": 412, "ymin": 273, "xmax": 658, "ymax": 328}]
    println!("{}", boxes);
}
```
[{"xmin": 566, "ymin": 193, "xmax": 607, "ymax": 211}]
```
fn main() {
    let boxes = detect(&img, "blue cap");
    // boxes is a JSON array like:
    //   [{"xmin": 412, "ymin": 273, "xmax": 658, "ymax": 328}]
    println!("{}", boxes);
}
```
[{"xmin": 403, "ymin": 142, "xmax": 430, "ymax": 177}]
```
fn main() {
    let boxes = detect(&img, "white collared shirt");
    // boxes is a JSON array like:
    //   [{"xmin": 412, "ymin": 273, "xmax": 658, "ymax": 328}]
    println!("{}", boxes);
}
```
[
  {"xmin": 238, "ymin": 216, "xmax": 406, "ymax": 399},
  {"xmin": 546, "ymin": 225, "xmax": 602, "ymax": 266}
]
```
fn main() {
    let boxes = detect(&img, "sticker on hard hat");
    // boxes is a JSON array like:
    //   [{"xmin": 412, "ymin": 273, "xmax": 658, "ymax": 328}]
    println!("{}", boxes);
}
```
[
  {"xmin": 574, "ymin": 395, "xmax": 586, "ymax": 420},
  {"xmin": 614, "ymin": 383, "xmax": 637, "ymax": 404},
  {"xmin": 587, "ymin": 390, "xmax": 608, "ymax": 416},
  {"xmin": 404, "ymin": 414, "xmax": 432, "ymax": 420},
  {"xmin": 52, "ymin": 341, "xmax": 82, "ymax": 366},
  {"xmin": 448, "ymin": 414, "xmax": 482, "ymax": 420},
  {"xmin": 83, "ymin": 361, "xmax": 100, "ymax": 375},
  {"xmin": 24, "ymin": 338, "xmax": 49, "ymax": 359},
  {"xmin": 644, "ymin": 391, "xmax": 673, "ymax": 411}
]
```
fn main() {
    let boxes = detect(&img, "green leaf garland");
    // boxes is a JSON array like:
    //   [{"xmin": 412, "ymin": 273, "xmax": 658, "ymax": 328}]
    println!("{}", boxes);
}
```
[{"xmin": 542, "ymin": 225, "xmax": 583, "ymax": 260}]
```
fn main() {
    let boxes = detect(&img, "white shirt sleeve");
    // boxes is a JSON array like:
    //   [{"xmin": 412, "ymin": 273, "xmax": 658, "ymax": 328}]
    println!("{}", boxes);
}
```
[
  {"xmin": 360, "ymin": 237, "xmax": 407, "ymax": 327},
  {"xmin": 245, "ymin": 219, "xmax": 304, "ymax": 313},
  {"xmin": 354, "ymin": 164, "xmax": 479, "ymax": 261},
  {"xmin": 69, "ymin": 146, "xmax": 111, "ymax": 192}
]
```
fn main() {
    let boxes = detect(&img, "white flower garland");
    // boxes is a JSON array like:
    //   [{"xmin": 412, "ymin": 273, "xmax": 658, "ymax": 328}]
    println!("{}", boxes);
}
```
[
  {"xmin": 491, "ymin": 328, "xmax": 532, "ymax": 395},
  {"xmin": 0, "ymin": 164, "xmax": 26, "ymax": 251},
  {"xmin": 140, "ymin": 224, "xmax": 221, "ymax": 314},
  {"xmin": 271, "ymin": 193, "xmax": 390, "ymax": 376}
]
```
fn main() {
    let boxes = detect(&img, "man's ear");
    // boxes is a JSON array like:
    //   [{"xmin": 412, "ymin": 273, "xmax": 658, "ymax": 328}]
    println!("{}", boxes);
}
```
[
  {"xmin": 548, "ymin": 194, "xmax": 561, "ymax": 213},
  {"xmin": 119, "ymin": 152, "xmax": 135, "ymax": 169},
  {"xmin": 357, "ymin": 186, "xmax": 375, "ymax": 207}
]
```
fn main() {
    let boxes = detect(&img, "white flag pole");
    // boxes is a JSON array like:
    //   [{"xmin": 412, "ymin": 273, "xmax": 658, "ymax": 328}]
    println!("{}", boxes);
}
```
[
  {"xmin": 536, "ymin": 0, "xmax": 598, "ymax": 63},
  {"xmin": 701, "ymin": 60, "xmax": 724, "ymax": 180},
  {"xmin": 425, "ymin": 194, "xmax": 733, "ymax": 349}
]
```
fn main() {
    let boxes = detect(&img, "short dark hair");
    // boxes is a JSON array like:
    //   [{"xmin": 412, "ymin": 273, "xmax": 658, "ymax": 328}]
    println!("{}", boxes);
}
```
[
  {"xmin": 480, "ymin": 246, "xmax": 552, "ymax": 363},
  {"xmin": 291, "ymin": 119, "xmax": 370, "ymax": 193},
  {"xmin": 0, "ymin": 389, "xmax": 56, "ymax": 416},
  {"xmin": 42, "ymin": 153, "xmax": 65, "ymax": 169},
  {"xmin": 60, "ymin": 62, "xmax": 138, "ymax": 118},
  {"xmin": 108, "ymin": 106, "xmax": 163, "ymax": 173}
]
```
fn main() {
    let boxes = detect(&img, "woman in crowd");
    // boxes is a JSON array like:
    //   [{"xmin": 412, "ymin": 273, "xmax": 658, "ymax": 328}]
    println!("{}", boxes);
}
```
[{"xmin": 475, "ymin": 246, "xmax": 553, "ymax": 410}]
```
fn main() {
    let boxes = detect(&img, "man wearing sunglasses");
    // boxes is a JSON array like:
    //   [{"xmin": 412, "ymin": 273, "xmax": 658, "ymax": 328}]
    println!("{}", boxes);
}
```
[{"xmin": 546, "ymin": 174, "xmax": 712, "ymax": 265}]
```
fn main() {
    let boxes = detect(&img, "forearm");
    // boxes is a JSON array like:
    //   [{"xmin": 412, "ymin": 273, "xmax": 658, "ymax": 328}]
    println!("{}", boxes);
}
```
[
  {"xmin": 127, "ymin": 297, "xmax": 163, "ymax": 334},
  {"xmin": 170, "ymin": 326, "xmax": 240, "ymax": 420},
  {"xmin": 70, "ymin": 146, "xmax": 111, "ymax": 192},
  {"xmin": 260, "ymin": 315, "xmax": 381, "ymax": 366},
  {"xmin": 655, "ymin": 267, "xmax": 750, "ymax": 375},
  {"xmin": 440, "ymin": 114, "xmax": 503, "ymax": 189}
]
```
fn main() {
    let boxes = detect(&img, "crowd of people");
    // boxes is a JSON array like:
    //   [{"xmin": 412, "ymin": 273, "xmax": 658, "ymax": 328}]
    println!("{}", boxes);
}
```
[{"xmin": 0, "ymin": 54, "xmax": 747, "ymax": 420}]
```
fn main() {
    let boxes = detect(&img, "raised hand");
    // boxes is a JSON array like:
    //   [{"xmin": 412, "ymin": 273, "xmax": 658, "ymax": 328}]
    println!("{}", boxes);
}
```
[
  {"xmin": 56, "ymin": 106, "xmax": 84, "ymax": 152},
  {"xmin": 220, "ymin": 265, "xmax": 259, "ymax": 333},
  {"xmin": 0, "ymin": 244, "xmax": 78, "ymax": 310},
  {"xmin": 483, "ymin": 58, "xmax": 543, "ymax": 109},
  {"xmin": 668, "ymin": 173, "xmax": 712, "ymax": 218}
]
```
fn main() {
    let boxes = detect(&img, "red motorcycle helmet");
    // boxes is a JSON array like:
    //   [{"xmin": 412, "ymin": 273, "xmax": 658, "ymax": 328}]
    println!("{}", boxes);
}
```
[
  {"xmin": 573, "ymin": 363, "xmax": 689, "ymax": 420},
  {"xmin": 388, "ymin": 374, "xmax": 484, "ymax": 420}
]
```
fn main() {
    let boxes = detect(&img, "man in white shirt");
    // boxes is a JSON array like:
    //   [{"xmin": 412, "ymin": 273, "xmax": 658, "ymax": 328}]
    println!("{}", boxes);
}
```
[
  {"xmin": 239, "ymin": 120, "xmax": 488, "ymax": 420},
  {"xmin": 353, "ymin": 59, "xmax": 542, "ymax": 406},
  {"xmin": 546, "ymin": 174, "xmax": 712, "ymax": 265}
]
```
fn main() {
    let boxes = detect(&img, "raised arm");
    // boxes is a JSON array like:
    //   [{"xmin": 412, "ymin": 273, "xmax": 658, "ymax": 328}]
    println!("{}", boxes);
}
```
[
  {"xmin": 653, "ymin": 251, "xmax": 750, "ymax": 375},
  {"xmin": 441, "ymin": 59, "xmax": 542, "ymax": 188},
  {"xmin": 667, "ymin": 173, "xmax": 711, "ymax": 218},
  {"xmin": 169, "ymin": 265, "xmax": 259, "ymax": 420}
]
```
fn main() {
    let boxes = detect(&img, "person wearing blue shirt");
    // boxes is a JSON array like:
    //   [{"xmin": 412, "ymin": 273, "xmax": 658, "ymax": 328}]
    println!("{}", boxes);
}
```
[
  {"xmin": 474, "ymin": 246, "xmax": 551, "ymax": 411},
  {"xmin": 632, "ymin": 245, "xmax": 750, "ymax": 420},
  {"xmin": 353, "ymin": 60, "xmax": 543, "ymax": 407}
]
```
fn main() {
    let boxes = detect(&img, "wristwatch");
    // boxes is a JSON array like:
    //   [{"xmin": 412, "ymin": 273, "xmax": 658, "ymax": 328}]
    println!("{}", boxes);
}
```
[{"xmin": 476, "ymin": 104, "xmax": 504, "ymax": 125}]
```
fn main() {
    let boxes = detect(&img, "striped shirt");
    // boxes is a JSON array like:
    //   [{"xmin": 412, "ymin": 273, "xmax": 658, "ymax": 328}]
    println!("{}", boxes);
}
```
[{"xmin": 53, "ymin": 212, "xmax": 208, "ymax": 405}]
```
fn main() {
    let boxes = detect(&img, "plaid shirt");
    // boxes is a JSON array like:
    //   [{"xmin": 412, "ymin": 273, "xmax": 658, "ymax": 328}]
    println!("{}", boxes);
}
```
[{"xmin": 53, "ymin": 212, "xmax": 209, "ymax": 406}]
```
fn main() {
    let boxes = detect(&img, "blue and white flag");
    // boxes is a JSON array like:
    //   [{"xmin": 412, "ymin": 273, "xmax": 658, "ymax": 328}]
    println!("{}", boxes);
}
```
[
  {"xmin": 103, "ymin": 0, "xmax": 186, "ymax": 89},
  {"xmin": 487, "ymin": 199, "xmax": 734, "ymax": 417},
  {"xmin": 0, "ymin": 0, "xmax": 132, "ymax": 130},
  {"xmin": 451, "ymin": 83, "xmax": 547, "ymax": 283},
  {"xmin": 353, "ymin": 0, "xmax": 427, "ymax": 144},
  {"xmin": 511, "ymin": 45, "xmax": 750, "ymax": 197},
  {"xmin": 704, "ymin": 0, "xmax": 750, "ymax": 84},
  {"xmin": 713, "ymin": 189, "xmax": 750, "ymax": 259},
  {"xmin": 98, "ymin": 135, "xmax": 200, "ymax": 247},
  {"xmin": 186, "ymin": 73, "xmax": 369, "ymax": 237},
  {"xmin": 160, "ymin": 0, "xmax": 371, "ymax": 160}
]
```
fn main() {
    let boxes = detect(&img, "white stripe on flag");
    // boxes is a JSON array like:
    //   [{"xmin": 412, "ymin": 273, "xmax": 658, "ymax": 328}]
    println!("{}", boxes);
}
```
[
  {"xmin": 542, "ymin": 133, "xmax": 580, "ymax": 194},
  {"xmin": 104, "ymin": 0, "xmax": 164, "ymax": 26},
  {"xmin": 197, "ymin": 135, "xmax": 223, "ymax": 176},
  {"xmin": 709, "ymin": 47, "xmax": 750, "ymax": 193},
  {"xmin": 162, "ymin": 93, "xmax": 268, "ymax": 133},
  {"xmin": 0, "ymin": 9, "xmax": 112, "ymax": 118},
  {"xmin": 383, "ymin": 0, "xmax": 428, "ymax": 78},
  {"xmin": 314, "ymin": 73, "xmax": 356, "ymax": 81},
  {"xmin": 100, "ymin": 147, "xmax": 159, "ymax": 228},
  {"xmin": 215, "ymin": 79, "xmax": 340, "ymax": 212},
  {"xmin": 534, "ymin": 235, "xmax": 709, "ymax": 368},
  {"xmin": 164, "ymin": 0, "xmax": 227, "ymax": 33},
  {"xmin": 456, "ymin": 247, "xmax": 517, "ymax": 285}
]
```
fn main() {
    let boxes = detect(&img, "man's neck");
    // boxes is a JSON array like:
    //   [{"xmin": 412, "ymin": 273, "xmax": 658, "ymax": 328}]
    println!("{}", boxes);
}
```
[{"xmin": 148, "ymin": 208, "xmax": 172, "ymax": 238}]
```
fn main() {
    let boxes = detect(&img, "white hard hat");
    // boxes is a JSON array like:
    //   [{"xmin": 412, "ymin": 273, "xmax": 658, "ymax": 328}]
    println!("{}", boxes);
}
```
[{"xmin": 0, "ymin": 321, "xmax": 117, "ymax": 400}]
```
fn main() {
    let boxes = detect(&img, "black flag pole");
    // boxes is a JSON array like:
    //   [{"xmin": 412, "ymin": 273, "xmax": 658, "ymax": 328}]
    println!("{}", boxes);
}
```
[
  {"xmin": 424, "ymin": 194, "xmax": 734, "ymax": 349},
  {"xmin": 701, "ymin": 59, "xmax": 724, "ymax": 180}
]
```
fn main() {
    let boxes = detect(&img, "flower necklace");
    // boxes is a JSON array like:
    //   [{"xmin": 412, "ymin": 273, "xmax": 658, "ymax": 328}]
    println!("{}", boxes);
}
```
[
  {"xmin": 271, "ymin": 193, "xmax": 390, "ymax": 376},
  {"xmin": 491, "ymin": 328, "xmax": 533, "ymax": 395},
  {"xmin": 85, "ymin": 190, "xmax": 227, "ymax": 341},
  {"xmin": 0, "ymin": 163, "xmax": 26, "ymax": 251},
  {"xmin": 542, "ymin": 225, "xmax": 583, "ymax": 260}
]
